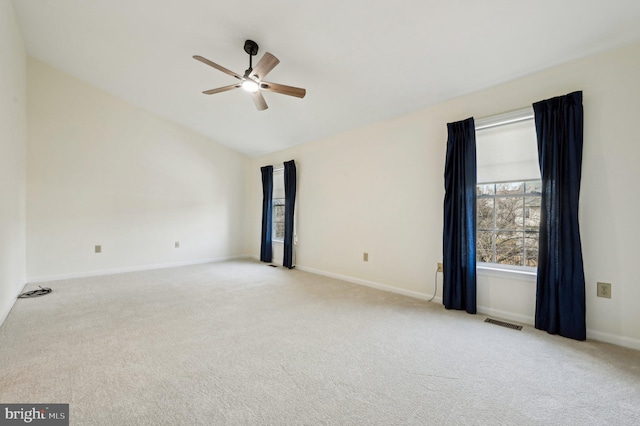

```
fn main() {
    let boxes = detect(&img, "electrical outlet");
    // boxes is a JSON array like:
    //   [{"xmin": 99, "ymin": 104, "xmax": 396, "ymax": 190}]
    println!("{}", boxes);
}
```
[
  {"xmin": 175, "ymin": 241, "xmax": 180, "ymax": 248},
  {"xmin": 437, "ymin": 262, "xmax": 443, "ymax": 273},
  {"xmin": 597, "ymin": 282, "xmax": 611, "ymax": 299},
  {"xmin": 95, "ymin": 245, "xmax": 101, "ymax": 254},
  {"xmin": 363, "ymin": 252, "xmax": 368, "ymax": 262}
]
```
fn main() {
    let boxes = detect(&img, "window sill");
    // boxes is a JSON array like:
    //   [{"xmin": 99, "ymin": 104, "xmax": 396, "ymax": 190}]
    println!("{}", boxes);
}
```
[{"xmin": 477, "ymin": 263, "xmax": 537, "ymax": 282}]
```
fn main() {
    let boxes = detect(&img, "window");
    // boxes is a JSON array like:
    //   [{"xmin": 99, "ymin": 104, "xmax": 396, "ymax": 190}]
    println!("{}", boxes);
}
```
[
  {"xmin": 272, "ymin": 169, "xmax": 285, "ymax": 242},
  {"xmin": 475, "ymin": 107, "xmax": 540, "ymax": 270},
  {"xmin": 272, "ymin": 198, "xmax": 285, "ymax": 241},
  {"xmin": 477, "ymin": 180, "xmax": 541, "ymax": 267}
]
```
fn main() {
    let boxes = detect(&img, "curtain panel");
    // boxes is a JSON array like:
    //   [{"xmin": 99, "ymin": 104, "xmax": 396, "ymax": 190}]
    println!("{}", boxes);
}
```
[
  {"xmin": 533, "ymin": 91, "xmax": 586, "ymax": 341},
  {"xmin": 260, "ymin": 165, "xmax": 273, "ymax": 263},
  {"xmin": 283, "ymin": 160, "xmax": 297, "ymax": 269},
  {"xmin": 443, "ymin": 117, "xmax": 477, "ymax": 314}
]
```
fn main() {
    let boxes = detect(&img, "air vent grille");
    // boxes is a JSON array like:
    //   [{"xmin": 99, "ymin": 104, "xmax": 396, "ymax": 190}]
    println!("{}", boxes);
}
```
[{"xmin": 484, "ymin": 318, "xmax": 523, "ymax": 330}]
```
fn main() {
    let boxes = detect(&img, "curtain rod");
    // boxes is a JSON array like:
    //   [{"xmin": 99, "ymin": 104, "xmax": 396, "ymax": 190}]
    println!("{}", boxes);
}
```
[
  {"xmin": 475, "ymin": 106, "xmax": 534, "ymax": 131},
  {"xmin": 269, "ymin": 160, "xmax": 295, "ymax": 172}
]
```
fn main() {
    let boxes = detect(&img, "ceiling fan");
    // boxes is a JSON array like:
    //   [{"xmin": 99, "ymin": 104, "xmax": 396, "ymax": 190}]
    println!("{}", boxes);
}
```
[{"xmin": 194, "ymin": 40, "xmax": 306, "ymax": 111}]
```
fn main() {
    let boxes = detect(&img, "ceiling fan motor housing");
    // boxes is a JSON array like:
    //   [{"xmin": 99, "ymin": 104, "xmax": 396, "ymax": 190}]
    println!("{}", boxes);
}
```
[{"xmin": 244, "ymin": 40, "xmax": 259, "ymax": 56}]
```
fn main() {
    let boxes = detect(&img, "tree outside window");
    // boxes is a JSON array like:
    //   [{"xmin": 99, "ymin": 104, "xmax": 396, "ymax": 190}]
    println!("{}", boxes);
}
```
[
  {"xmin": 272, "ymin": 199, "xmax": 285, "ymax": 241},
  {"xmin": 477, "ymin": 180, "xmax": 541, "ymax": 267}
]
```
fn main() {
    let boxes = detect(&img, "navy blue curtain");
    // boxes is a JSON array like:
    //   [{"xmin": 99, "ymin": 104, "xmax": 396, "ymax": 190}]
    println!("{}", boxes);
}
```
[
  {"xmin": 260, "ymin": 165, "xmax": 273, "ymax": 263},
  {"xmin": 443, "ymin": 118, "xmax": 477, "ymax": 314},
  {"xmin": 533, "ymin": 91, "xmax": 586, "ymax": 341},
  {"xmin": 283, "ymin": 160, "xmax": 297, "ymax": 269}
]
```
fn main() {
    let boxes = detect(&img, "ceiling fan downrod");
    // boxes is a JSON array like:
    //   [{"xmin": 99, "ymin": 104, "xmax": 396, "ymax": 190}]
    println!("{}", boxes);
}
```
[{"xmin": 244, "ymin": 40, "xmax": 259, "ymax": 74}]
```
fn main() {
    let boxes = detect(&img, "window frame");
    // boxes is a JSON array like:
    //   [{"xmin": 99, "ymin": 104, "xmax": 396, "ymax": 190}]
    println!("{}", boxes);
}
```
[
  {"xmin": 476, "ymin": 179, "xmax": 541, "ymax": 274},
  {"xmin": 272, "ymin": 198, "xmax": 285, "ymax": 243},
  {"xmin": 474, "ymin": 107, "xmax": 539, "ymax": 278}
]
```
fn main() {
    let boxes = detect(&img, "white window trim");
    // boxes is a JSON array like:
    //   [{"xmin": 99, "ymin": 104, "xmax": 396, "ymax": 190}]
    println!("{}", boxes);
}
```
[{"xmin": 477, "ymin": 263, "xmax": 537, "ymax": 282}]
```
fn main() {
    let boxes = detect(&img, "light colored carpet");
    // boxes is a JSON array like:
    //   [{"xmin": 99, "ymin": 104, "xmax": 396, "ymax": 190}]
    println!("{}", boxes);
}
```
[{"xmin": 1, "ymin": 259, "xmax": 639, "ymax": 425}]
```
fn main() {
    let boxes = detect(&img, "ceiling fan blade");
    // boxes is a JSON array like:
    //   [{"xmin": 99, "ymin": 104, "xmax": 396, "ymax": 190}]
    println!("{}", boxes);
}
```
[
  {"xmin": 202, "ymin": 84, "xmax": 241, "ymax": 95},
  {"xmin": 193, "ymin": 55, "xmax": 242, "ymax": 80},
  {"xmin": 260, "ymin": 81, "xmax": 306, "ymax": 98},
  {"xmin": 251, "ymin": 91, "xmax": 268, "ymax": 111},
  {"xmin": 250, "ymin": 52, "xmax": 280, "ymax": 80}
]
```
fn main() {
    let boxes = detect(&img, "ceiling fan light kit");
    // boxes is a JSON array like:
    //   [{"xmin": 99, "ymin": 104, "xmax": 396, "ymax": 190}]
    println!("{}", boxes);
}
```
[
  {"xmin": 241, "ymin": 80, "xmax": 259, "ymax": 93},
  {"xmin": 194, "ymin": 40, "xmax": 306, "ymax": 111}
]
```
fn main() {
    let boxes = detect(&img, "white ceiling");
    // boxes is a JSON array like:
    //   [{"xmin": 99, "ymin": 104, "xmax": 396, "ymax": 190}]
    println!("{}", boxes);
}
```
[{"xmin": 12, "ymin": 0, "xmax": 640, "ymax": 157}]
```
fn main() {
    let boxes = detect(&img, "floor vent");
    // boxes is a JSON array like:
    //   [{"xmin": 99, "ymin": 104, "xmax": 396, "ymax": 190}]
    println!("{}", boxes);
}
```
[{"xmin": 484, "ymin": 318, "xmax": 523, "ymax": 330}]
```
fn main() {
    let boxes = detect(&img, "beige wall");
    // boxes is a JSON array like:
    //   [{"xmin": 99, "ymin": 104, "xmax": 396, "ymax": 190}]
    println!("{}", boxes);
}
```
[
  {"xmin": 27, "ymin": 59, "xmax": 250, "ymax": 280},
  {"xmin": 0, "ymin": 0, "xmax": 27, "ymax": 324},
  {"xmin": 249, "ymin": 42, "xmax": 640, "ymax": 349}
]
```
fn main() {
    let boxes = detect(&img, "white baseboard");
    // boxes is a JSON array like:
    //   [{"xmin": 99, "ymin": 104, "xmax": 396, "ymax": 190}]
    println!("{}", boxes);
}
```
[
  {"xmin": 476, "ymin": 306, "xmax": 535, "ymax": 326},
  {"xmin": 583, "ymin": 329, "xmax": 640, "ymax": 350},
  {"xmin": 294, "ymin": 263, "xmax": 640, "ymax": 351},
  {"xmin": 0, "ymin": 280, "xmax": 27, "ymax": 329},
  {"xmin": 295, "ymin": 264, "xmax": 441, "ymax": 303},
  {"xmin": 476, "ymin": 306, "xmax": 640, "ymax": 350},
  {"xmin": 27, "ymin": 255, "xmax": 250, "ymax": 283}
]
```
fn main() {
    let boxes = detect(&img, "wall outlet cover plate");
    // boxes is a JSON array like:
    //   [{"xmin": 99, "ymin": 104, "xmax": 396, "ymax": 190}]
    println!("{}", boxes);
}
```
[{"xmin": 597, "ymin": 282, "xmax": 611, "ymax": 298}]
